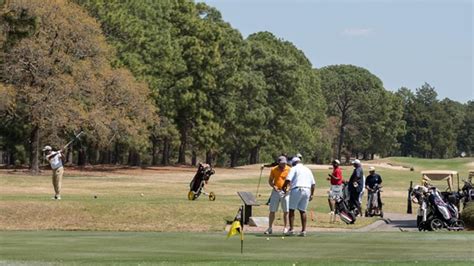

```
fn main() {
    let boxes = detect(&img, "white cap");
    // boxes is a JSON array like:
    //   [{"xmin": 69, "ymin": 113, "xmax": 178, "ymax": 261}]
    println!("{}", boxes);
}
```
[
  {"xmin": 369, "ymin": 166, "xmax": 375, "ymax": 171},
  {"xmin": 333, "ymin": 159, "xmax": 340, "ymax": 165},
  {"xmin": 296, "ymin": 153, "xmax": 303, "ymax": 159},
  {"xmin": 42, "ymin": 145, "xmax": 52, "ymax": 151},
  {"xmin": 291, "ymin": 157, "xmax": 301, "ymax": 164},
  {"xmin": 352, "ymin": 159, "xmax": 361, "ymax": 165}
]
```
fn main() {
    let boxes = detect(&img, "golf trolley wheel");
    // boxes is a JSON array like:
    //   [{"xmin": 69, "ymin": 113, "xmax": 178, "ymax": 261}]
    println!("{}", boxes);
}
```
[
  {"xmin": 364, "ymin": 210, "xmax": 369, "ymax": 217},
  {"xmin": 454, "ymin": 220, "xmax": 465, "ymax": 230},
  {"xmin": 379, "ymin": 211, "xmax": 384, "ymax": 218},
  {"xmin": 188, "ymin": 191, "xmax": 196, "ymax": 201},
  {"xmin": 209, "ymin": 192, "xmax": 216, "ymax": 201},
  {"xmin": 430, "ymin": 218, "xmax": 444, "ymax": 231}
]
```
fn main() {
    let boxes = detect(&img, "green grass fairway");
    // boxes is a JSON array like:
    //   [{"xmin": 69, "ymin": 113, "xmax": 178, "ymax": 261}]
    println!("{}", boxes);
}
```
[{"xmin": 1, "ymin": 231, "xmax": 473, "ymax": 265}]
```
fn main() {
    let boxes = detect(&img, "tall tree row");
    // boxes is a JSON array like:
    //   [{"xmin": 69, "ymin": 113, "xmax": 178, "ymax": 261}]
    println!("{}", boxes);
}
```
[
  {"xmin": 319, "ymin": 65, "xmax": 405, "ymax": 161},
  {"xmin": 1, "ymin": 0, "xmax": 471, "ymax": 169},
  {"xmin": 0, "ymin": 0, "xmax": 156, "ymax": 172},
  {"xmin": 397, "ymin": 83, "xmax": 471, "ymax": 158},
  {"xmin": 76, "ymin": 0, "xmax": 326, "ymax": 166}
]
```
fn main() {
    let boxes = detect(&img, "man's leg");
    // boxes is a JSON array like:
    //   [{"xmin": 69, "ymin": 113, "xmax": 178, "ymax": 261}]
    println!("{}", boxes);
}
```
[
  {"xmin": 300, "ymin": 210, "xmax": 307, "ymax": 232},
  {"xmin": 266, "ymin": 190, "xmax": 279, "ymax": 234},
  {"xmin": 289, "ymin": 209, "xmax": 295, "ymax": 231},
  {"xmin": 52, "ymin": 170, "xmax": 58, "ymax": 197},
  {"xmin": 283, "ymin": 211, "xmax": 289, "ymax": 229},
  {"xmin": 268, "ymin": 211, "xmax": 275, "ymax": 228},
  {"xmin": 350, "ymin": 188, "xmax": 360, "ymax": 212},
  {"xmin": 282, "ymin": 195, "xmax": 289, "ymax": 232},
  {"xmin": 56, "ymin": 167, "xmax": 63, "ymax": 197}
]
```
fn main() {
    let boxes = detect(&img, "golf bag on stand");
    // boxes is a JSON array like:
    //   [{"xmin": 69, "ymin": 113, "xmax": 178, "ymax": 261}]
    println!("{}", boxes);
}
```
[
  {"xmin": 365, "ymin": 184, "xmax": 383, "ymax": 217},
  {"xmin": 334, "ymin": 182, "xmax": 357, "ymax": 224},
  {"xmin": 188, "ymin": 163, "xmax": 216, "ymax": 201}
]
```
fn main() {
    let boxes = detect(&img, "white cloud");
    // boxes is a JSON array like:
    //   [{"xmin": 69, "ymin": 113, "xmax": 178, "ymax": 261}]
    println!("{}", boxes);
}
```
[{"xmin": 341, "ymin": 28, "xmax": 374, "ymax": 36}]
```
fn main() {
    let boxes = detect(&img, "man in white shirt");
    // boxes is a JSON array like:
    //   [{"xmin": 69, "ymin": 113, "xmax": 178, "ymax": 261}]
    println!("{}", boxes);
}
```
[
  {"xmin": 43, "ymin": 145, "xmax": 64, "ymax": 200},
  {"xmin": 282, "ymin": 157, "xmax": 315, "ymax": 237}
]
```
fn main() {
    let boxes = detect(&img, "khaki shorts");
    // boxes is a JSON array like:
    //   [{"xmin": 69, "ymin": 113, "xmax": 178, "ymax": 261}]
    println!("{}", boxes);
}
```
[
  {"xmin": 328, "ymin": 185, "xmax": 343, "ymax": 199},
  {"xmin": 269, "ymin": 189, "xmax": 289, "ymax": 212},
  {"xmin": 289, "ymin": 187, "xmax": 311, "ymax": 211}
]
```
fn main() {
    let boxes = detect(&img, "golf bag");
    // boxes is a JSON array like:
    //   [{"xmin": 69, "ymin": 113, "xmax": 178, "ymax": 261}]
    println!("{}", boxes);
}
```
[
  {"xmin": 413, "ymin": 185, "xmax": 464, "ymax": 231},
  {"xmin": 334, "ymin": 182, "xmax": 357, "ymax": 224},
  {"xmin": 365, "ymin": 184, "xmax": 383, "ymax": 218},
  {"xmin": 188, "ymin": 163, "xmax": 216, "ymax": 201}
]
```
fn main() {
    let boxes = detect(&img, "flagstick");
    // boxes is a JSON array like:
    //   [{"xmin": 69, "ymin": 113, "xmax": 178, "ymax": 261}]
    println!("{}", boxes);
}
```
[{"xmin": 241, "ymin": 204, "xmax": 244, "ymax": 254}]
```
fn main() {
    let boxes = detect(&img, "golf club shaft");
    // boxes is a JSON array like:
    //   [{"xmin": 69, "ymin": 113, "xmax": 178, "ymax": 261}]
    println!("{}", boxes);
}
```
[
  {"xmin": 63, "ymin": 131, "xmax": 84, "ymax": 150},
  {"xmin": 256, "ymin": 167, "xmax": 264, "ymax": 197}
]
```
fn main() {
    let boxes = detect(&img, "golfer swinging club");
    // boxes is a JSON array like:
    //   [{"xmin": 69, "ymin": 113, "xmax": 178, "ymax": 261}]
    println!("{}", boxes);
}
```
[{"xmin": 43, "ymin": 145, "xmax": 65, "ymax": 200}]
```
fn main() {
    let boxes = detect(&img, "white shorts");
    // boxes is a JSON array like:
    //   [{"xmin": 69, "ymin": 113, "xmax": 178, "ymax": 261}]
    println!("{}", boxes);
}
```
[
  {"xmin": 328, "ymin": 185, "xmax": 343, "ymax": 199},
  {"xmin": 289, "ymin": 187, "xmax": 311, "ymax": 211},
  {"xmin": 269, "ymin": 189, "xmax": 289, "ymax": 212}
]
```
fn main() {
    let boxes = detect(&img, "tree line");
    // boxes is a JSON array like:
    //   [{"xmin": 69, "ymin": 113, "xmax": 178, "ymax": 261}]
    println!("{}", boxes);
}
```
[{"xmin": 0, "ymin": 0, "xmax": 472, "ymax": 173}]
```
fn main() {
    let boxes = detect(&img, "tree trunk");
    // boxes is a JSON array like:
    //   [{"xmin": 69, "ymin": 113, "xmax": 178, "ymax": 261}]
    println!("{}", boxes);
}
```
[
  {"xmin": 249, "ymin": 146, "xmax": 259, "ymax": 164},
  {"xmin": 113, "ymin": 142, "xmax": 120, "ymax": 164},
  {"xmin": 205, "ymin": 150, "xmax": 212, "ymax": 165},
  {"xmin": 161, "ymin": 138, "xmax": 170, "ymax": 165},
  {"xmin": 128, "ymin": 150, "xmax": 140, "ymax": 166},
  {"xmin": 230, "ymin": 150, "xmax": 237, "ymax": 168},
  {"xmin": 8, "ymin": 151, "xmax": 15, "ymax": 166},
  {"xmin": 345, "ymin": 153, "xmax": 351, "ymax": 165},
  {"xmin": 65, "ymin": 147, "xmax": 73, "ymax": 165},
  {"xmin": 151, "ymin": 138, "xmax": 158, "ymax": 166},
  {"xmin": 191, "ymin": 150, "xmax": 197, "ymax": 166},
  {"xmin": 178, "ymin": 127, "xmax": 187, "ymax": 164},
  {"xmin": 29, "ymin": 125, "xmax": 40, "ymax": 174},
  {"xmin": 337, "ymin": 123, "xmax": 345, "ymax": 161},
  {"xmin": 78, "ymin": 147, "xmax": 86, "ymax": 166}
]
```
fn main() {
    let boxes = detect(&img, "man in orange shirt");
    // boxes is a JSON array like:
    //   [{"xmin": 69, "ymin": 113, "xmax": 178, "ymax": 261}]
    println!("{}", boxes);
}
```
[{"xmin": 264, "ymin": 156, "xmax": 291, "ymax": 235}]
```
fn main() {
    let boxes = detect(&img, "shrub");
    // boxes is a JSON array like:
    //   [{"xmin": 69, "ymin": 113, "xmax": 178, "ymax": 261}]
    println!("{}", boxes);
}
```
[{"xmin": 461, "ymin": 202, "xmax": 474, "ymax": 229}]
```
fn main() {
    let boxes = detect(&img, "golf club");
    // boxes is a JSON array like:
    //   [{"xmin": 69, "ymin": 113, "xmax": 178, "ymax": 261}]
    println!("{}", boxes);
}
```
[
  {"xmin": 256, "ymin": 166, "xmax": 264, "ymax": 197},
  {"xmin": 62, "ymin": 131, "xmax": 84, "ymax": 150}
]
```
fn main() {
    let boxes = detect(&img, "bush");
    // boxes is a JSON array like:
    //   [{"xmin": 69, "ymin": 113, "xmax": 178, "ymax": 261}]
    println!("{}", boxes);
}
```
[{"xmin": 461, "ymin": 202, "xmax": 474, "ymax": 229}]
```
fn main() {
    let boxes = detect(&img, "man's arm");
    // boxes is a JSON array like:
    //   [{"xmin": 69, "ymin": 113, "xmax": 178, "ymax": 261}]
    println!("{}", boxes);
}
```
[
  {"xmin": 282, "ymin": 180, "xmax": 290, "ymax": 193},
  {"xmin": 46, "ymin": 151, "xmax": 59, "ymax": 160},
  {"xmin": 309, "ymin": 184, "xmax": 315, "ymax": 201}
]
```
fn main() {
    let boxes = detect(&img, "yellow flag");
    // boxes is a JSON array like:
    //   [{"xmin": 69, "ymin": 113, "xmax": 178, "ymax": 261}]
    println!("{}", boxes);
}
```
[{"xmin": 227, "ymin": 220, "xmax": 243, "ymax": 240}]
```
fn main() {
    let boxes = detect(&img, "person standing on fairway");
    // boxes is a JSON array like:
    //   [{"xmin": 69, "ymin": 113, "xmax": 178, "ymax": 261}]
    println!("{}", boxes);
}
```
[
  {"xmin": 327, "ymin": 159, "xmax": 343, "ymax": 217},
  {"xmin": 43, "ymin": 145, "xmax": 64, "ymax": 200},
  {"xmin": 283, "ymin": 157, "xmax": 315, "ymax": 237},
  {"xmin": 264, "ymin": 156, "xmax": 291, "ymax": 235},
  {"xmin": 365, "ymin": 166, "xmax": 383, "ymax": 208},
  {"xmin": 349, "ymin": 159, "xmax": 364, "ymax": 215}
]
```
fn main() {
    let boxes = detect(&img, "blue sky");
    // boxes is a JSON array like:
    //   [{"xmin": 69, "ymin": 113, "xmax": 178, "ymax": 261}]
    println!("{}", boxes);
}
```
[{"xmin": 200, "ymin": 0, "xmax": 473, "ymax": 102}]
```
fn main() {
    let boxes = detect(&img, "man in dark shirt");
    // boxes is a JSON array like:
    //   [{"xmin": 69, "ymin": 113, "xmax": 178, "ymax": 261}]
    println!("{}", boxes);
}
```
[
  {"xmin": 348, "ymin": 159, "xmax": 364, "ymax": 215},
  {"xmin": 365, "ymin": 166, "xmax": 383, "ymax": 208}
]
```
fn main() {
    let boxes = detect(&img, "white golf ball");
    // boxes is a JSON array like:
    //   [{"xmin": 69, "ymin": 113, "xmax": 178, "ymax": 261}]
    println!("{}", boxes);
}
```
[
  {"xmin": 140, "ymin": 193, "xmax": 144, "ymax": 197},
  {"xmin": 266, "ymin": 237, "xmax": 269, "ymax": 241},
  {"xmin": 282, "ymin": 236, "xmax": 285, "ymax": 239}
]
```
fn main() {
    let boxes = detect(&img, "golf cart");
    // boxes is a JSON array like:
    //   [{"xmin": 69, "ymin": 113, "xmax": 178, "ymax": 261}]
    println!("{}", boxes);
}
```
[
  {"xmin": 411, "ymin": 170, "xmax": 464, "ymax": 231},
  {"xmin": 421, "ymin": 170, "xmax": 462, "ymax": 209}
]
